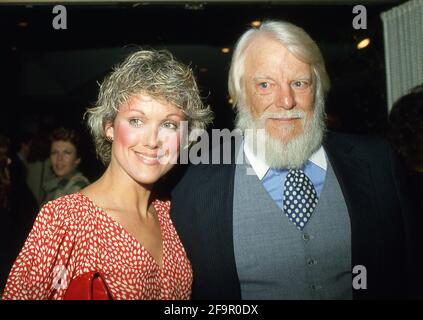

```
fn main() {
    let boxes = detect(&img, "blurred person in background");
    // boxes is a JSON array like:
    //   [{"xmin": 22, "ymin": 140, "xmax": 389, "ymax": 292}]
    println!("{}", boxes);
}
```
[
  {"xmin": 26, "ymin": 132, "xmax": 55, "ymax": 207},
  {"xmin": 0, "ymin": 134, "xmax": 12, "ymax": 293},
  {"xmin": 41, "ymin": 127, "xmax": 89, "ymax": 205},
  {"xmin": 8, "ymin": 132, "xmax": 38, "ymax": 226},
  {"xmin": 0, "ymin": 135, "xmax": 11, "ymax": 212},
  {"xmin": 9, "ymin": 132, "xmax": 32, "ymax": 185},
  {"xmin": 389, "ymin": 84, "xmax": 423, "ymax": 213},
  {"xmin": 0, "ymin": 133, "xmax": 38, "ymax": 293}
]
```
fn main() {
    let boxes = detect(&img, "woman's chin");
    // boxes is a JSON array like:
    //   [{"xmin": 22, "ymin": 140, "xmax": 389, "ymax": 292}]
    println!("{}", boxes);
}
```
[{"xmin": 54, "ymin": 170, "xmax": 71, "ymax": 178}]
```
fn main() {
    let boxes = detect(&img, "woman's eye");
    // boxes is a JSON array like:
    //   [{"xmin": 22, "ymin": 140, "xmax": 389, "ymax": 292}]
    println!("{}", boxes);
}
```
[
  {"xmin": 129, "ymin": 118, "xmax": 143, "ymax": 127},
  {"xmin": 162, "ymin": 122, "xmax": 178, "ymax": 130}
]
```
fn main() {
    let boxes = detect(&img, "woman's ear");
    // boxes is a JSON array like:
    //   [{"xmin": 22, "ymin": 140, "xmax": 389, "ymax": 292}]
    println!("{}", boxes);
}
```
[{"xmin": 105, "ymin": 122, "xmax": 114, "ymax": 142}]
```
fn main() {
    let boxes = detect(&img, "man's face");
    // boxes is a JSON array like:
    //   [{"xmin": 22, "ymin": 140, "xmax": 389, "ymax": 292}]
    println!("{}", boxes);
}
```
[{"xmin": 242, "ymin": 35, "xmax": 315, "ymax": 143}]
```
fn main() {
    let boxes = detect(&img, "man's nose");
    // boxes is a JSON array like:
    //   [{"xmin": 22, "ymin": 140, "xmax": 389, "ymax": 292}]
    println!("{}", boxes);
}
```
[{"xmin": 275, "ymin": 84, "xmax": 295, "ymax": 110}]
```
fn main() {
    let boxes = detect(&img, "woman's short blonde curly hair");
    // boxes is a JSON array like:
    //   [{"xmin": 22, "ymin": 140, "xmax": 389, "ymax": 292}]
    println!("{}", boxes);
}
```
[{"xmin": 85, "ymin": 49, "xmax": 213, "ymax": 165}]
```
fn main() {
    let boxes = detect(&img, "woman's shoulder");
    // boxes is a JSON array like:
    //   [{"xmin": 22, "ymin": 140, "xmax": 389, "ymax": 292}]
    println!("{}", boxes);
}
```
[{"xmin": 39, "ymin": 193, "xmax": 98, "ymax": 226}]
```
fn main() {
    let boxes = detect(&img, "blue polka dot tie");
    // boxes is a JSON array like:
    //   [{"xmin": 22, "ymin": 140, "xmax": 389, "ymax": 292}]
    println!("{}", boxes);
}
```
[{"xmin": 283, "ymin": 169, "xmax": 318, "ymax": 230}]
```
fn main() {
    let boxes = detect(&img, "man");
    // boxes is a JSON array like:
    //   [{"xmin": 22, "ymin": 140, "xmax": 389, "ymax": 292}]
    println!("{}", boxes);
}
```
[
  {"xmin": 10, "ymin": 132, "xmax": 32, "ymax": 186},
  {"xmin": 0, "ymin": 133, "xmax": 37, "ymax": 292},
  {"xmin": 388, "ymin": 84, "xmax": 423, "ymax": 215},
  {"xmin": 171, "ymin": 21, "xmax": 420, "ymax": 299},
  {"xmin": 9, "ymin": 132, "xmax": 38, "ymax": 224}
]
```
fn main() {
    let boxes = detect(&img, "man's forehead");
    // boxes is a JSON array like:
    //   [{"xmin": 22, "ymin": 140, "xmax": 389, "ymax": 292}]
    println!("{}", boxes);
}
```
[
  {"xmin": 244, "ymin": 36, "xmax": 311, "ymax": 71},
  {"xmin": 245, "ymin": 57, "xmax": 312, "ymax": 80}
]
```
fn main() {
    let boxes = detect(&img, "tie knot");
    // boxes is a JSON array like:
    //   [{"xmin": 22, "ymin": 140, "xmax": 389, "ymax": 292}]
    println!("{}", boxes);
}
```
[
  {"xmin": 288, "ymin": 168, "xmax": 304, "ymax": 173},
  {"xmin": 286, "ymin": 169, "xmax": 306, "ymax": 183}
]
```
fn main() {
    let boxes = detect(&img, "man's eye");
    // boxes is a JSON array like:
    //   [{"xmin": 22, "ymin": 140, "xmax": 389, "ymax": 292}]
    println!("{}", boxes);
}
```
[
  {"xmin": 292, "ymin": 81, "xmax": 309, "ymax": 89},
  {"xmin": 129, "ymin": 118, "xmax": 143, "ymax": 127},
  {"xmin": 259, "ymin": 82, "xmax": 270, "ymax": 89}
]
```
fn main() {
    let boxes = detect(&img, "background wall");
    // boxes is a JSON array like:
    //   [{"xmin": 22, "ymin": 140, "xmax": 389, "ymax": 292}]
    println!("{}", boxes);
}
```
[{"xmin": 0, "ymin": 0, "xmax": 407, "ymax": 180}]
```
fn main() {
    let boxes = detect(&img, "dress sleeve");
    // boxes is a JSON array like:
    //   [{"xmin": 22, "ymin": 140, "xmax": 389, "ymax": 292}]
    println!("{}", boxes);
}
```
[{"xmin": 1, "ymin": 201, "xmax": 76, "ymax": 300}]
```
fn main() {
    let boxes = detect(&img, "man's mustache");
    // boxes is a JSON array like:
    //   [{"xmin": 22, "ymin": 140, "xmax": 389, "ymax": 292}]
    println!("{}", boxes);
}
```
[{"xmin": 259, "ymin": 111, "xmax": 306, "ymax": 121}]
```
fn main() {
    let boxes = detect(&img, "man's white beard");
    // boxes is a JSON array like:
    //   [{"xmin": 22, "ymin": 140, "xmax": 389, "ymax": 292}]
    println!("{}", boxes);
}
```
[{"xmin": 235, "ymin": 99, "xmax": 326, "ymax": 169}]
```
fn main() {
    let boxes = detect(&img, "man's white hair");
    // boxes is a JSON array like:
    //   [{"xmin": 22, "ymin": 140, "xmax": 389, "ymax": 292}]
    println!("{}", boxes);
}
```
[{"xmin": 228, "ymin": 20, "xmax": 330, "ymax": 111}]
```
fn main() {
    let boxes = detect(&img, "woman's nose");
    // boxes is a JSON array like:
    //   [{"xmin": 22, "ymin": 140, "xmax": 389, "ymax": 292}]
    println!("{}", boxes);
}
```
[{"xmin": 144, "ymin": 126, "xmax": 159, "ymax": 149}]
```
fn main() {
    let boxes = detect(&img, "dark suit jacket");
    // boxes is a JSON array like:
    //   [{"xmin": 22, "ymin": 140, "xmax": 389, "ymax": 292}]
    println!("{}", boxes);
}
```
[
  {"xmin": 171, "ymin": 132, "xmax": 422, "ymax": 300},
  {"xmin": 2, "ymin": 154, "xmax": 38, "ymax": 291}
]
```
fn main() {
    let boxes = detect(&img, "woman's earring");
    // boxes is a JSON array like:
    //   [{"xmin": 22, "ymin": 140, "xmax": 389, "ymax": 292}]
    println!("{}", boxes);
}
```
[{"xmin": 106, "ymin": 136, "xmax": 113, "ymax": 142}]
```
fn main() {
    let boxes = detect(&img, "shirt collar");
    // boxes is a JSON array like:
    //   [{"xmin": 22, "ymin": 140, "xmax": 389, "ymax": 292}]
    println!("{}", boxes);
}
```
[{"xmin": 243, "ymin": 140, "xmax": 327, "ymax": 180}]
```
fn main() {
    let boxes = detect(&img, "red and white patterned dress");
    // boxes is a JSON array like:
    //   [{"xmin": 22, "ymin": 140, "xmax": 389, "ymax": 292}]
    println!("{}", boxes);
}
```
[{"xmin": 2, "ymin": 193, "xmax": 192, "ymax": 300}]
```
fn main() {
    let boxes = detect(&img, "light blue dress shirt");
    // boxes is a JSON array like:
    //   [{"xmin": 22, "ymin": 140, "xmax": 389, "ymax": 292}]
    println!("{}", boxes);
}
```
[
  {"xmin": 243, "ymin": 142, "xmax": 327, "ymax": 210},
  {"xmin": 262, "ymin": 161, "xmax": 326, "ymax": 210}
]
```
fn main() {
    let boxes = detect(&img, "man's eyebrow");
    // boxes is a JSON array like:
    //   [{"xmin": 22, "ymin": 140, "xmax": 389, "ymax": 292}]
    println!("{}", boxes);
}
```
[
  {"xmin": 294, "ymin": 74, "xmax": 312, "ymax": 80},
  {"xmin": 252, "ymin": 76, "xmax": 274, "ymax": 81}
]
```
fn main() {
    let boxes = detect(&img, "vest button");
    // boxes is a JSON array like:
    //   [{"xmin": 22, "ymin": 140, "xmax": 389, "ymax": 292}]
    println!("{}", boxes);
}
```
[
  {"xmin": 302, "ymin": 233, "xmax": 311, "ymax": 241},
  {"xmin": 307, "ymin": 258, "xmax": 317, "ymax": 266},
  {"xmin": 310, "ymin": 284, "xmax": 322, "ymax": 290}
]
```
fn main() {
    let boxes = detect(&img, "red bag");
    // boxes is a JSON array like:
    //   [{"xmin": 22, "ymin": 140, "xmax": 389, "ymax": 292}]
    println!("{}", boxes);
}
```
[{"xmin": 63, "ymin": 271, "xmax": 113, "ymax": 300}]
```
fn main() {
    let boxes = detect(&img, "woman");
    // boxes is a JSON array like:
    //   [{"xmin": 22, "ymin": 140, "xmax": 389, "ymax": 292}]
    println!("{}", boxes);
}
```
[
  {"xmin": 2, "ymin": 49, "xmax": 213, "ymax": 300},
  {"xmin": 42, "ymin": 127, "xmax": 89, "ymax": 205}
]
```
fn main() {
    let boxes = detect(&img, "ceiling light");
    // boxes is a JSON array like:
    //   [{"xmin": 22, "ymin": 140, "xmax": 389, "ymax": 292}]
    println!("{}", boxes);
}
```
[
  {"xmin": 221, "ymin": 48, "xmax": 230, "ymax": 54},
  {"xmin": 251, "ymin": 20, "xmax": 261, "ymax": 28},
  {"xmin": 185, "ymin": 3, "xmax": 204, "ymax": 10},
  {"xmin": 357, "ymin": 38, "xmax": 370, "ymax": 49},
  {"xmin": 18, "ymin": 21, "xmax": 29, "ymax": 28}
]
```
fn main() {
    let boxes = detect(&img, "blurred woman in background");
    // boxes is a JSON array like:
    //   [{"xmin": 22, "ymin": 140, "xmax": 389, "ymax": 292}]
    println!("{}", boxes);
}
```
[{"xmin": 41, "ymin": 127, "xmax": 89, "ymax": 204}]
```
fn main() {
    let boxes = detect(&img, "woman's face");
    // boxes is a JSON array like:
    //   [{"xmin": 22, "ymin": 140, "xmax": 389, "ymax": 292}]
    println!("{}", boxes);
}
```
[
  {"xmin": 106, "ymin": 93, "xmax": 185, "ymax": 186},
  {"xmin": 50, "ymin": 140, "xmax": 80, "ymax": 178}
]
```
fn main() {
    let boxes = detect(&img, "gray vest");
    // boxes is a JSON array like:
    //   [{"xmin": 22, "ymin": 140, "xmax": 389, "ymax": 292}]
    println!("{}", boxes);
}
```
[{"xmin": 233, "ymin": 151, "xmax": 352, "ymax": 299}]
